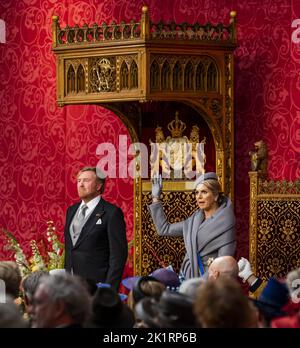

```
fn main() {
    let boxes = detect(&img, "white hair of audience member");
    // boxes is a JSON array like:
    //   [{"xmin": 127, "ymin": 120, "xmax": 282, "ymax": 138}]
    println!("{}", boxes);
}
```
[
  {"xmin": 36, "ymin": 274, "xmax": 92, "ymax": 326},
  {"xmin": 0, "ymin": 297, "xmax": 27, "ymax": 328},
  {"xmin": 179, "ymin": 277, "xmax": 205, "ymax": 300},
  {"xmin": 49, "ymin": 269, "xmax": 66, "ymax": 276},
  {"xmin": 286, "ymin": 267, "xmax": 300, "ymax": 297}
]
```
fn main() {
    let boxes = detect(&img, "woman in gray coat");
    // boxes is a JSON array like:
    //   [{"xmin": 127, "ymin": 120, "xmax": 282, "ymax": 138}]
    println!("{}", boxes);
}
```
[{"xmin": 149, "ymin": 172, "xmax": 236, "ymax": 281}]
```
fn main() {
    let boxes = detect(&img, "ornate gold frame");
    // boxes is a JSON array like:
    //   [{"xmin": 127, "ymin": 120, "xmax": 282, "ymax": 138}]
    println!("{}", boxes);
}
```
[{"xmin": 249, "ymin": 171, "xmax": 300, "ymax": 279}]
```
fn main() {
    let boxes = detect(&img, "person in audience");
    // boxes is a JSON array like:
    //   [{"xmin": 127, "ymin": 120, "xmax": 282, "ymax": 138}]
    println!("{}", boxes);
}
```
[
  {"xmin": 271, "ymin": 310, "xmax": 300, "ymax": 328},
  {"xmin": 150, "ymin": 267, "xmax": 181, "ymax": 291},
  {"xmin": 0, "ymin": 261, "xmax": 22, "ymax": 300},
  {"xmin": 238, "ymin": 257, "xmax": 266, "ymax": 297},
  {"xmin": 149, "ymin": 172, "xmax": 236, "ymax": 280},
  {"xmin": 271, "ymin": 266, "xmax": 300, "ymax": 327},
  {"xmin": 285, "ymin": 267, "xmax": 300, "ymax": 301},
  {"xmin": 210, "ymin": 255, "xmax": 265, "ymax": 298},
  {"xmin": 88, "ymin": 287, "xmax": 135, "ymax": 328},
  {"xmin": 0, "ymin": 297, "xmax": 28, "ymax": 328},
  {"xmin": 252, "ymin": 277, "xmax": 290, "ymax": 328},
  {"xmin": 208, "ymin": 255, "xmax": 239, "ymax": 280},
  {"xmin": 237, "ymin": 257, "xmax": 295, "ymax": 327},
  {"xmin": 122, "ymin": 267, "xmax": 180, "ymax": 293},
  {"xmin": 64, "ymin": 166, "xmax": 128, "ymax": 290},
  {"xmin": 135, "ymin": 290, "xmax": 197, "ymax": 328},
  {"xmin": 126, "ymin": 276, "xmax": 166, "ymax": 314},
  {"xmin": 31, "ymin": 273, "xmax": 92, "ymax": 328},
  {"xmin": 21, "ymin": 270, "xmax": 49, "ymax": 326},
  {"xmin": 194, "ymin": 276, "xmax": 258, "ymax": 328},
  {"xmin": 179, "ymin": 277, "xmax": 204, "ymax": 300}
]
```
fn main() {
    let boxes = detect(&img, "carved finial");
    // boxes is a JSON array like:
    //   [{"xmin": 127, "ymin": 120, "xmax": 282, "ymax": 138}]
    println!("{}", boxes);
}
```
[
  {"xmin": 155, "ymin": 126, "xmax": 165, "ymax": 143},
  {"xmin": 229, "ymin": 10, "xmax": 237, "ymax": 44},
  {"xmin": 142, "ymin": 5, "xmax": 148, "ymax": 14},
  {"xmin": 189, "ymin": 125, "xmax": 200, "ymax": 143},
  {"xmin": 167, "ymin": 112, "xmax": 186, "ymax": 138},
  {"xmin": 249, "ymin": 140, "xmax": 268, "ymax": 173},
  {"xmin": 141, "ymin": 5, "xmax": 150, "ymax": 39},
  {"xmin": 52, "ymin": 16, "xmax": 59, "ymax": 49}
]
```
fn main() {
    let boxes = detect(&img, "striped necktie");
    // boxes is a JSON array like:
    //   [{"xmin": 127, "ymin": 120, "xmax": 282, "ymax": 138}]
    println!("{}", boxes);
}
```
[{"xmin": 79, "ymin": 204, "xmax": 88, "ymax": 220}]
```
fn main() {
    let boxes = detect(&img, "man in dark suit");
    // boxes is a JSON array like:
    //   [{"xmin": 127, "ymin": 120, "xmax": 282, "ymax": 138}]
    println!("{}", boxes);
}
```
[{"xmin": 64, "ymin": 166, "xmax": 128, "ymax": 290}]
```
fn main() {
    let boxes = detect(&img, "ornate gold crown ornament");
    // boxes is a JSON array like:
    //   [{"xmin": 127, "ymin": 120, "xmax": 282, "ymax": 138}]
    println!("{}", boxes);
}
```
[
  {"xmin": 168, "ymin": 112, "xmax": 186, "ymax": 138},
  {"xmin": 150, "ymin": 112, "xmax": 206, "ymax": 179}
]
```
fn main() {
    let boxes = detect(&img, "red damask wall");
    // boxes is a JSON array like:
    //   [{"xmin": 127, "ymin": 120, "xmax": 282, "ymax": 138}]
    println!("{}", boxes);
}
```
[{"xmin": 1, "ymin": 1, "xmax": 300, "ymax": 274}]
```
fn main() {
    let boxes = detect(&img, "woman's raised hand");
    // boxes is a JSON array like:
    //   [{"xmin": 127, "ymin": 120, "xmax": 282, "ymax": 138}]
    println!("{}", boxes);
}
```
[{"xmin": 151, "ymin": 173, "xmax": 162, "ymax": 200}]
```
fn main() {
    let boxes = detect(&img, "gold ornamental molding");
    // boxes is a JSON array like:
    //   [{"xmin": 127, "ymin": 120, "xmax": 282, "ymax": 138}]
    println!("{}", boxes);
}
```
[
  {"xmin": 52, "ymin": 7, "xmax": 237, "ymax": 105},
  {"xmin": 249, "ymin": 171, "xmax": 300, "ymax": 280}
]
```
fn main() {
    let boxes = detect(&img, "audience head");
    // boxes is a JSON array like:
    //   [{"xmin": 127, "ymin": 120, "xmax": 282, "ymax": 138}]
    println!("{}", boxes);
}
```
[
  {"xmin": 150, "ymin": 268, "xmax": 180, "ymax": 291},
  {"xmin": 208, "ymin": 256, "xmax": 239, "ymax": 280},
  {"xmin": 253, "ymin": 277, "xmax": 289, "ymax": 327},
  {"xmin": 194, "ymin": 276, "xmax": 258, "ymax": 328},
  {"xmin": 135, "ymin": 290, "xmax": 196, "ymax": 328},
  {"xmin": 127, "ymin": 276, "xmax": 165, "ymax": 311},
  {"xmin": 0, "ymin": 261, "xmax": 22, "ymax": 299},
  {"xmin": 21, "ymin": 270, "xmax": 49, "ymax": 322},
  {"xmin": 90, "ymin": 287, "xmax": 134, "ymax": 328},
  {"xmin": 179, "ymin": 277, "xmax": 204, "ymax": 300},
  {"xmin": 286, "ymin": 267, "xmax": 300, "ymax": 300},
  {"xmin": 32, "ymin": 273, "xmax": 92, "ymax": 328}
]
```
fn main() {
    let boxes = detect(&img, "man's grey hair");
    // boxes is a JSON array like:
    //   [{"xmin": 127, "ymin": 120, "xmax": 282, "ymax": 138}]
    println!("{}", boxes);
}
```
[
  {"xmin": 38, "ymin": 274, "xmax": 92, "ymax": 325},
  {"xmin": 179, "ymin": 277, "xmax": 205, "ymax": 300}
]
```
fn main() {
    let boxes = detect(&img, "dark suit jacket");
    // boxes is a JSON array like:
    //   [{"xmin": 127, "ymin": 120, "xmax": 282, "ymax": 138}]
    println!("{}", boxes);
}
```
[{"xmin": 64, "ymin": 198, "xmax": 128, "ymax": 290}]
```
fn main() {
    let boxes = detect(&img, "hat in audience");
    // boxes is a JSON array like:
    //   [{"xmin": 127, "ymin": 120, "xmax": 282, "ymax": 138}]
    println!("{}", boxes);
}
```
[
  {"xmin": 96, "ymin": 282, "xmax": 127, "ymax": 301},
  {"xmin": 122, "ymin": 268, "xmax": 180, "ymax": 291},
  {"xmin": 151, "ymin": 268, "xmax": 180, "ymax": 290},
  {"xmin": 96, "ymin": 282, "xmax": 111, "ymax": 288},
  {"xmin": 118, "ymin": 293, "xmax": 128, "ymax": 302},
  {"xmin": 132, "ymin": 276, "xmax": 162, "ymax": 303},
  {"xmin": 91, "ymin": 287, "xmax": 134, "ymax": 328},
  {"xmin": 122, "ymin": 276, "xmax": 141, "ymax": 291},
  {"xmin": 253, "ymin": 277, "xmax": 289, "ymax": 320},
  {"xmin": 194, "ymin": 172, "xmax": 219, "ymax": 189},
  {"xmin": 135, "ymin": 290, "xmax": 196, "ymax": 328}
]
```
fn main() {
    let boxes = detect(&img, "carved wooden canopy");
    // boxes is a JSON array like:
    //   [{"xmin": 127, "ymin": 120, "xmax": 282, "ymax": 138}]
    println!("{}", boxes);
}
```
[
  {"xmin": 52, "ymin": 5, "xmax": 237, "ymax": 193},
  {"xmin": 52, "ymin": 7, "xmax": 238, "ymax": 275}
]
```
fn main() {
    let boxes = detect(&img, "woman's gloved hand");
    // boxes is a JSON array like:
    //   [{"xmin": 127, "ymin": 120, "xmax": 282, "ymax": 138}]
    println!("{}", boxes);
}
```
[{"xmin": 151, "ymin": 173, "xmax": 162, "ymax": 200}]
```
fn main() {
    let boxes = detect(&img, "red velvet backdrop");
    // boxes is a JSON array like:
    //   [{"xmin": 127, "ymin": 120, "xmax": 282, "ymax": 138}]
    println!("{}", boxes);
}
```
[{"xmin": 1, "ymin": 0, "xmax": 300, "ymax": 277}]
